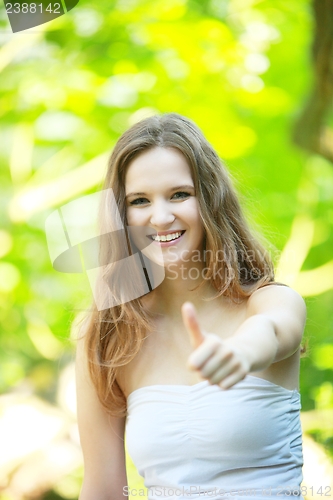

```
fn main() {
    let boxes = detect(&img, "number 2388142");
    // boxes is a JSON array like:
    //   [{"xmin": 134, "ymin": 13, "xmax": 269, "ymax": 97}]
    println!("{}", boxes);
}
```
[{"xmin": 5, "ymin": 3, "xmax": 62, "ymax": 14}]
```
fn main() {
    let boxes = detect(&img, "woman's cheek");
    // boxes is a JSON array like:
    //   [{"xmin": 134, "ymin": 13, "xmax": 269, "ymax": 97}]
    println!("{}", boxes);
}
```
[{"xmin": 126, "ymin": 207, "xmax": 136, "ymax": 226}]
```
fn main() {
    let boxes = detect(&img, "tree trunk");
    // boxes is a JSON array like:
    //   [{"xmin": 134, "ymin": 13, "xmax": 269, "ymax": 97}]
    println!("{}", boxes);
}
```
[{"xmin": 293, "ymin": 0, "xmax": 333, "ymax": 164}]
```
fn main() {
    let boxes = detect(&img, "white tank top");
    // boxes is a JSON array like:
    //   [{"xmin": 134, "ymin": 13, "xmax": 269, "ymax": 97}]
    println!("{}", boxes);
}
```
[{"xmin": 126, "ymin": 375, "xmax": 304, "ymax": 500}]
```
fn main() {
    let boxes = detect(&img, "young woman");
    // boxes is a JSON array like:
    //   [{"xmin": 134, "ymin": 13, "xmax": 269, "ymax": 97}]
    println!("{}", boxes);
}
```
[{"xmin": 76, "ymin": 113, "xmax": 306, "ymax": 500}]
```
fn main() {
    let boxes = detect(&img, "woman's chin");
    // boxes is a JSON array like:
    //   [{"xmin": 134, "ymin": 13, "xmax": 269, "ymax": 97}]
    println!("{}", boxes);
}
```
[
  {"xmin": 141, "ymin": 248, "xmax": 166, "ymax": 267},
  {"xmin": 141, "ymin": 252, "xmax": 182, "ymax": 271}
]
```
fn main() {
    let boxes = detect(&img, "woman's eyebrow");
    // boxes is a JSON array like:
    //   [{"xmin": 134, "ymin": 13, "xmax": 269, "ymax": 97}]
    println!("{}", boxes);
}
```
[
  {"xmin": 125, "ymin": 191, "xmax": 146, "ymax": 198},
  {"xmin": 125, "ymin": 185, "xmax": 195, "ymax": 199},
  {"xmin": 171, "ymin": 184, "xmax": 195, "ymax": 191}
]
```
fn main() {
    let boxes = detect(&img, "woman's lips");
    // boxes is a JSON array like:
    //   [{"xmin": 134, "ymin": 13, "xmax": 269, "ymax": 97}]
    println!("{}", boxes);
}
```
[{"xmin": 147, "ymin": 230, "xmax": 186, "ymax": 246}]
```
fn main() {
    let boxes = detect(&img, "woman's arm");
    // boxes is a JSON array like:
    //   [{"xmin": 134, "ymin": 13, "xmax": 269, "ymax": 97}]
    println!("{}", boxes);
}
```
[
  {"xmin": 182, "ymin": 285, "xmax": 306, "ymax": 390},
  {"xmin": 229, "ymin": 284, "xmax": 306, "ymax": 367},
  {"xmin": 75, "ymin": 337, "xmax": 128, "ymax": 499}
]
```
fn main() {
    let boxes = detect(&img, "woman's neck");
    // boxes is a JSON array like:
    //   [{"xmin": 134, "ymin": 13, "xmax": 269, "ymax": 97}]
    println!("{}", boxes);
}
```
[{"xmin": 141, "ymin": 273, "xmax": 220, "ymax": 319}]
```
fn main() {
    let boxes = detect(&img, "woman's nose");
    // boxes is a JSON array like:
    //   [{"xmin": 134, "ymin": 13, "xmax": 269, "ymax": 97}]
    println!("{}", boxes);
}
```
[{"xmin": 150, "ymin": 201, "xmax": 175, "ymax": 227}]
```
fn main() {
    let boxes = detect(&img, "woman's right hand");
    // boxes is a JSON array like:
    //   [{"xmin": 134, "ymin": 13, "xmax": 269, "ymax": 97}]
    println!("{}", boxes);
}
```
[{"xmin": 181, "ymin": 301, "xmax": 251, "ymax": 390}]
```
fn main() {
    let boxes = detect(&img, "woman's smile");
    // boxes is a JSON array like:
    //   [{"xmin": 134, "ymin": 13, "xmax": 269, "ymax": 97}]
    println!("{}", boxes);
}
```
[{"xmin": 148, "ymin": 230, "xmax": 186, "ymax": 244}]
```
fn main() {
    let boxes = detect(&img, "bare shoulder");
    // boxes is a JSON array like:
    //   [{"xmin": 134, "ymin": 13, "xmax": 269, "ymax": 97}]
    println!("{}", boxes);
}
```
[
  {"xmin": 243, "ymin": 284, "xmax": 306, "ymax": 390},
  {"xmin": 246, "ymin": 284, "xmax": 307, "ymax": 353},
  {"xmin": 75, "ymin": 331, "xmax": 126, "ymax": 437},
  {"xmin": 246, "ymin": 283, "xmax": 306, "ymax": 321}
]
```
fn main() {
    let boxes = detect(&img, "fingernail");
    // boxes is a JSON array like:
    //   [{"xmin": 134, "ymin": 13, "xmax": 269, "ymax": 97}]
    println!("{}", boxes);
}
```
[
  {"xmin": 187, "ymin": 360, "xmax": 198, "ymax": 369},
  {"xmin": 188, "ymin": 357, "xmax": 198, "ymax": 368}
]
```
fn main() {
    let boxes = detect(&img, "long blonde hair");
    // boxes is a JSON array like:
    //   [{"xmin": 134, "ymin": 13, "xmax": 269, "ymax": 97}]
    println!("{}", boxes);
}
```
[{"xmin": 82, "ymin": 113, "xmax": 301, "ymax": 417}]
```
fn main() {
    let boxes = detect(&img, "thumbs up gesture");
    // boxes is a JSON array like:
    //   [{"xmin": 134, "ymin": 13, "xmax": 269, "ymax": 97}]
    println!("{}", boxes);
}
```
[{"xmin": 181, "ymin": 302, "xmax": 251, "ymax": 390}]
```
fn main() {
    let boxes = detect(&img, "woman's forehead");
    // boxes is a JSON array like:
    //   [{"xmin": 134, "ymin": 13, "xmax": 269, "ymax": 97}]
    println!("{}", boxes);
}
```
[{"xmin": 125, "ymin": 147, "xmax": 193, "ymax": 189}]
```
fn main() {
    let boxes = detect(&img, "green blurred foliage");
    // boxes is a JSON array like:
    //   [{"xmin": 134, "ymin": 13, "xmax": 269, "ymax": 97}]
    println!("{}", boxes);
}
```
[{"xmin": 0, "ymin": 0, "xmax": 333, "ymax": 497}]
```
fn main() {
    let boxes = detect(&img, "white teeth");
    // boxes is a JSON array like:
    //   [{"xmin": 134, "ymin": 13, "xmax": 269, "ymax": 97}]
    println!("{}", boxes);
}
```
[{"xmin": 152, "ymin": 231, "xmax": 183, "ymax": 242}]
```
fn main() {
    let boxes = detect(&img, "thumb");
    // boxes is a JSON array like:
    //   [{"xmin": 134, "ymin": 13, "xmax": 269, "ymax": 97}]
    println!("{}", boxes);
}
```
[{"xmin": 181, "ymin": 301, "xmax": 205, "ymax": 349}]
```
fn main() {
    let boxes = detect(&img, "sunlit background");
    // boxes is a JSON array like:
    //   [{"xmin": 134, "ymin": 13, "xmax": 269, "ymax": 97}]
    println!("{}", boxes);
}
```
[{"xmin": 0, "ymin": 0, "xmax": 333, "ymax": 498}]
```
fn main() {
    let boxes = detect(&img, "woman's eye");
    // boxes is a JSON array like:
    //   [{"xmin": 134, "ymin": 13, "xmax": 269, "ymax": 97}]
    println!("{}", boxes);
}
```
[
  {"xmin": 172, "ymin": 191, "xmax": 191, "ymax": 200},
  {"xmin": 129, "ymin": 197, "xmax": 149, "ymax": 205}
]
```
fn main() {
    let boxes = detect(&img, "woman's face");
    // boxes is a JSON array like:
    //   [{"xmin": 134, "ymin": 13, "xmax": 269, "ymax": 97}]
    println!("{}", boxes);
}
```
[{"xmin": 125, "ymin": 147, "xmax": 205, "ymax": 268}]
